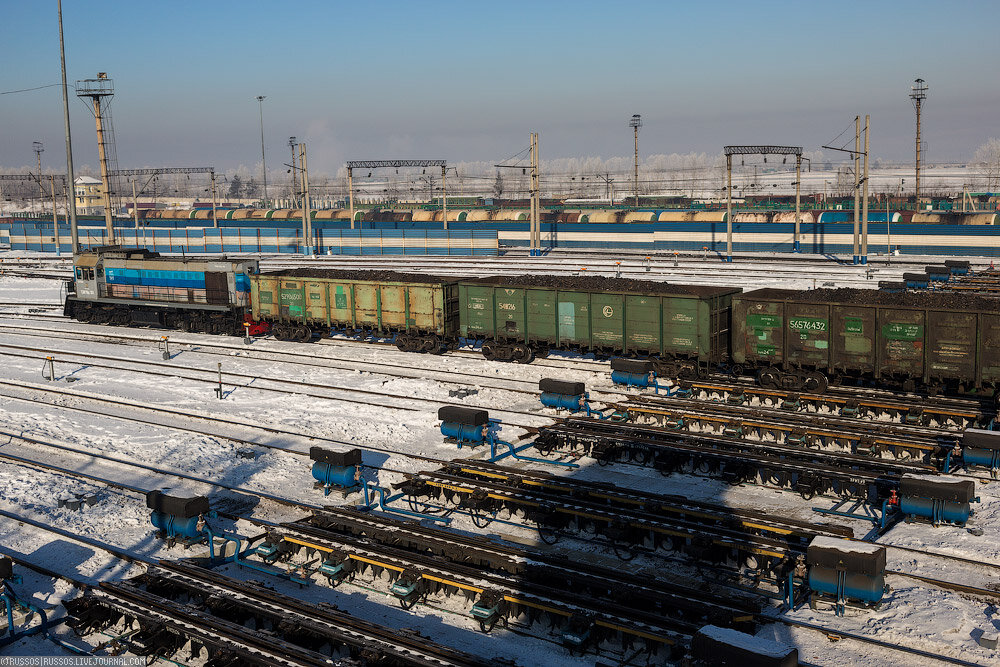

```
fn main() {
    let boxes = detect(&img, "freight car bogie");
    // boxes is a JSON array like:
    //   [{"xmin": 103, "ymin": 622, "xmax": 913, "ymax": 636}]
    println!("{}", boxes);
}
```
[{"xmin": 480, "ymin": 339, "xmax": 537, "ymax": 364}]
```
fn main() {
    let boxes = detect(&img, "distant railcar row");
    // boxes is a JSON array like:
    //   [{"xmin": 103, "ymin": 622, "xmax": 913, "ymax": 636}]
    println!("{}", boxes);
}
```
[{"xmin": 64, "ymin": 247, "xmax": 1000, "ymax": 396}]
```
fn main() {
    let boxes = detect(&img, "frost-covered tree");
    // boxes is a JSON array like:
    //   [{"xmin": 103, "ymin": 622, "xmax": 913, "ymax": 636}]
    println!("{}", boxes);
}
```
[
  {"xmin": 973, "ymin": 138, "xmax": 1000, "ymax": 191},
  {"xmin": 226, "ymin": 175, "xmax": 242, "ymax": 199}
]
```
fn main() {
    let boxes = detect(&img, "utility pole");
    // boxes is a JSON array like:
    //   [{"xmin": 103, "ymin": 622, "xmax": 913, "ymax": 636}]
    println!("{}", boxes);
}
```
[
  {"xmin": 726, "ymin": 153, "xmax": 733, "ymax": 263},
  {"xmin": 131, "ymin": 177, "xmax": 139, "ymax": 229},
  {"xmin": 529, "ymin": 132, "xmax": 540, "ymax": 255},
  {"xmin": 50, "ymin": 176, "xmax": 61, "ymax": 256},
  {"xmin": 288, "ymin": 137, "xmax": 297, "ymax": 207},
  {"xmin": 910, "ymin": 79, "xmax": 927, "ymax": 202},
  {"xmin": 861, "ymin": 114, "xmax": 870, "ymax": 265},
  {"xmin": 256, "ymin": 95, "xmax": 268, "ymax": 203},
  {"xmin": 58, "ymin": 0, "xmax": 79, "ymax": 255},
  {"xmin": 853, "ymin": 116, "xmax": 860, "ymax": 265},
  {"xmin": 210, "ymin": 170, "xmax": 218, "ymax": 228},
  {"xmin": 442, "ymin": 165, "xmax": 448, "ymax": 231},
  {"xmin": 597, "ymin": 172, "xmax": 615, "ymax": 204},
  {"xmin": 794, "ymin": 154, "xmax": 801, "ymax": 252},
  {"xmin": 629, "ymin": 114, "xmax": 642, "ymax": 207},
  {"xmin": 347, "ymin": 167, "xmax": 355, "ymax": 230},
  {"xmin": 299, "ymin": 143, "xmax": 312, "ymax": 255}
]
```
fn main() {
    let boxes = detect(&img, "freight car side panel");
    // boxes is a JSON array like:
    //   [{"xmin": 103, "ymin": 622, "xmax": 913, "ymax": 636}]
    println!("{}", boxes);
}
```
[
  {"xmin": 662, "ymin": 297, "xmax": 700, "ymax": 357},
  {"xmin": 459, "ymin": 284, "xmax": 494, "ymax": 337},
  {"xmin": 494, "ymin": 287, "xmax": 526, "ymax": 339},
  {"xmin": 327, "ymin": 283, "xmax": 355, "ymax": 326},
  {"xmin": 878, "ymin": 308, "xmax": 925, "ymax": 377},
  {"xmin": 527, "ymin": 289, "xmax": 557, "ymax": 341},
  {"xmin": 251, "ymin": 276, "xmax": 271, "ymax": 319},
  {"xmin": 590, "ymin": 293, "xmax": 625, "ymax": 347},
  {"xmin": 278, "ymin": 279, "xmax": 306, "ymax": 319},
  {"xmin": 785, "ymin": 302, "xmax": 831, "ymax": 368},
  {"xmin": 831, "ymin": 305, "xmax": 875, "ymax": 373},
  {"xmin": 625, "ymin": 295, "xmax": 661, "ymax": 353},
  {"xmin": 304, "ymin": 281, "xmax": 329, "ymax": 324},
  {"xmin": 352, "ymin": 283, "xmax": 380, "ymax": 327},
  {"xmin": 926, "ymin": 310, "xmax": 976, "ymax": 380},
  {"xmin": 742, "ymin": 300, "xmax": 784, "ymax": 363},
  {"xmin": 980, "ymin": 314, "xmax": 1000, "ymax": 385},
  {"xmin": 556, "ymin": 291, "xmax": 591, "ymax": 345}
]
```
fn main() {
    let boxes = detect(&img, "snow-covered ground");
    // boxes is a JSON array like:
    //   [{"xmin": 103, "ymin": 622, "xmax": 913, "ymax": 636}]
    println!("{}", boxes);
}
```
[{"xmin": 1, "ymin": 252, "xmax": 998, "ymax": 665}]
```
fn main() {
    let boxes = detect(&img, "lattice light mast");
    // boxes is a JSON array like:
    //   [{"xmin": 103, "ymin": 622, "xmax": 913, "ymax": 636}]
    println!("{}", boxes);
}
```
[
  {"xmin": 76, "ymin": 73, "xmax": 116, "ymax": 241},
  {"xmin": 255, "ymin": 96, "xmax": 269, "ymax": 202},
  {"xmin": 629, "ymin": 114, "xmax": 642, "ymax": 207},
  {"xmin": 910, "ymin": 79, "xmax": 927, "ymax": 200},
  {"xmin": 33, "ymin": 142, "xmax": 44, "ymax": 182}
]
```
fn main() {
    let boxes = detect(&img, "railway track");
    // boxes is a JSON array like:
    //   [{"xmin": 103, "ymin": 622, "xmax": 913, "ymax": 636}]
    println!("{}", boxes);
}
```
[
  {"xmin": 617, "ymin": 394, "xmax": 963, "ymax": 465},
  {"xmin": 680, "ymin": 378, "xmax": 994, "ymax": 428},
  {"xmin": 535, "ymin": 417, "xmax": 944, "ymax": 501}
]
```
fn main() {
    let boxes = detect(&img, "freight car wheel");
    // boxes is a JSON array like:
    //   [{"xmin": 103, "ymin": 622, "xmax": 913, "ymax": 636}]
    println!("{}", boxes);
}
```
[
  {"xmin": 481, "ymin": 341, "xmax": 497, "ymax": 361},
  {"xmin": 758, "ymin": 367, "xmax": 781, "ymax": 389},
  {"xmin": 296, "ymin": 326, "xmax": 313, "ymax": 343},
  {"xmin": 803, "ymin": 371, "xmax": 829, "ymax": 394},
  {"xmin": 511, "ymin": 344, "xmax": 534, "ymax": 364}
]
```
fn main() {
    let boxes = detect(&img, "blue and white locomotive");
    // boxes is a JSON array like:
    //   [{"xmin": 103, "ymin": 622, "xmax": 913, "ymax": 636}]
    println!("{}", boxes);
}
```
[{"xmin": 64, "ymin": 247, "xmax": 259, "ymax": 334}]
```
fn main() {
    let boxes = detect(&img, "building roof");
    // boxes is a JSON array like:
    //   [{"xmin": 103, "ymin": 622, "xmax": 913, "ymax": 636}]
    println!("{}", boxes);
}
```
[{"xmin": 75, "ymin": 176, "xmax": 102, "ymax": 185}]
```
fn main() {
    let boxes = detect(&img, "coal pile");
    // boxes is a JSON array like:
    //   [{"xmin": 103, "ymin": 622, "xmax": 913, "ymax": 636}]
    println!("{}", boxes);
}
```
[
  {"xmin": 474, "ymin": 274, "xmax": 720, "ymax": 295},
  {"xmin": 264, "ymin": 268, "xmax": 461, "ymax": 284},
  {"xmin": 801, "ymin": 287, "xmax": 1000, "ymax": 311}
]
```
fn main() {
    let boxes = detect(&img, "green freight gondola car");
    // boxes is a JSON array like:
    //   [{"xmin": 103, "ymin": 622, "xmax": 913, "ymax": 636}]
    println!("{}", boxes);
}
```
[
  {"xmin": 732, "ymin": 288, "xmax": 1000, "ymax": 394},
  {"xmin": 458, "ymin": 275, "xmax": 738, "ymax": 371},
  {"xmin": 251, "ymin": 269, "xmax": 459, "ymax": 351}
]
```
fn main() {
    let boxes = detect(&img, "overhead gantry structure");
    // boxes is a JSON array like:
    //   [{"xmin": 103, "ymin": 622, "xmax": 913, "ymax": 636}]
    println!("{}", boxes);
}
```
[
  {"xmin": 345, "ymin": 160, "xmax": 447, "ymax": 230},
  {"xmin": 723, "ymin": 145, "xmax": 804, "ymax": 262}
]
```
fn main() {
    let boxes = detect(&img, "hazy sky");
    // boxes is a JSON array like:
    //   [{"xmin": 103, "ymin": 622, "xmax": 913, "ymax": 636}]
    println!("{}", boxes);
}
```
[{"xmin": 3, "ymin": 1, "xmax": 998, "ymax": 176}]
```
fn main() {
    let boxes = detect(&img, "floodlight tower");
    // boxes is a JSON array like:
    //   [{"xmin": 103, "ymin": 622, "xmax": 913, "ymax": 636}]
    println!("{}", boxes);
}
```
[
  {"xmin": 33, "ymin": 142, "xmax": 44, "ymax": 180},
  {"xmin": 910, "ymin": 78, "xmax": 927, "ymax": 200},
  {"xmin": 76, "ymin": 73, "xmax": 116, "ymax": 241},
  {"xmin": 256, "ymin": 95, "xmax": 268, "ymax": 202},
  {"xmin": 629, "ymin": 114, "xmax": 642, "ymax": 207}
]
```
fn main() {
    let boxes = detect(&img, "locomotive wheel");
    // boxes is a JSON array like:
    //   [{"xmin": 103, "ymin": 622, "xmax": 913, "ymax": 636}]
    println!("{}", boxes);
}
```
[
  {"xmin": 110, "ymin": 310, "xmax": 129, "ymax": 326},
  {"xmin": 175, "ymin": 315, "xmax": 192, "ymax": 332},
  {"xmin": 481, "ymin": 341, "xmax": 497, "ymax": 361},
  {"xmin": 511, "ymin": 344, "xmax": 534, "ymax": 364},
  {"xmin": 74, "ymin": 307, "xmax": 93, "ymax": 323},
  {"xmin": 803, "ymin": 371, "xmax": 829, "ymax": 394},
  {"xmin": 758, "ymin": 367, "xmax": 781, "ymax": 389}
]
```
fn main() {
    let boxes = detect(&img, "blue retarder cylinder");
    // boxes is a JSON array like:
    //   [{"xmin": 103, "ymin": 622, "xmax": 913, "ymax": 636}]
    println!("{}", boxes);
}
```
[
  {"xmin": 964, "ymin": 447, "xmax": 1000, "ymax": 469},
  {"xmin": 900, "ymin": 497, "xmax": 972, "ymax": 525},
  {"xmin": 309, "ymin": 447, "xmax": 362, "ymax": 490},
  {"xmin": 150, "ymin": 512, "xmax": 202, "ymax": 540},
  {"xmin": 611, "ymin": 370, "xmax": 654, "ymax": 388},
  {"xmin": 440, "ymin": 422, "xmax": 486, "ymax": 443},
  {"xmin": 540, "ymin": 392, "xmax": 584, "ymax": 411},
  {"xmin": 809, "ymin": 567, "xmax": 885, "ymax": 604},
  {"xmin": 899, "ymin": 474, "xmax": 975, "ymax": 525},
  {"xmin": 311, "ymin": 463, "xmax": 357, "ymax": 488}
]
